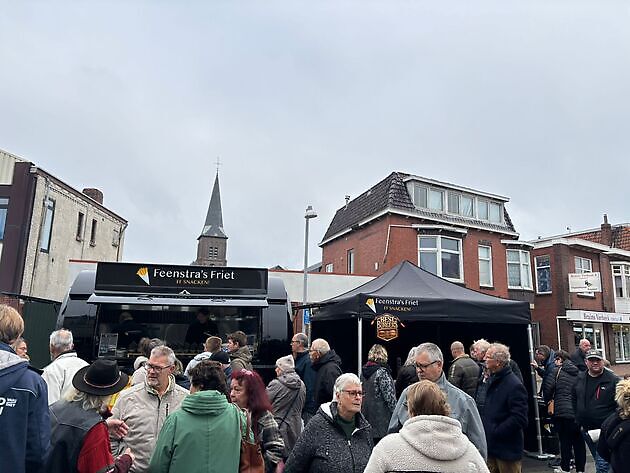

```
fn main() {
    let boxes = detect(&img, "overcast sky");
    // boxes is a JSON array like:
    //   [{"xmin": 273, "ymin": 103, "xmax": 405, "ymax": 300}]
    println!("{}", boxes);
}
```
[{"xmin": 1, "ymin": 1, "xmax": 629, "ymax": 270}]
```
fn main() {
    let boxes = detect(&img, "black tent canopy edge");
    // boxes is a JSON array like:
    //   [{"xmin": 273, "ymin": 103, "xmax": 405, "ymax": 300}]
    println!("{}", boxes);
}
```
[{"xmin": 310, "ymin": 260, "xmax": 531, "ymax": 325}]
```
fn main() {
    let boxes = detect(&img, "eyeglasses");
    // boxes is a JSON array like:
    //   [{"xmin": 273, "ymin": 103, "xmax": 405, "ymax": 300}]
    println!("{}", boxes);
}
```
[
  {"xmin": 342, "ymin": 390, "xmax": 363, "ymax": 397},
  {"xmin": 145, "ymin": 363, "xmax": 173, "ymax": 373},
  {"xmin": 290, "ymin": 340, "xmax": 300, "ymax": 344},
  {"xmin": 414, "ymin": 360, "xmax": 439, "ymax": 370}
]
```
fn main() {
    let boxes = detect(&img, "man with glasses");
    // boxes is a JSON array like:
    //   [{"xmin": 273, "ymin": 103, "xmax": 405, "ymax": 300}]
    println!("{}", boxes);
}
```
[
  {"xmin": 110, "ymin": 345, "xmax": 188, "ymax": 472},
  {"xmin": 387, "ymin": 342, "xmax": 487, "ymax": 459},
  {"xmin": 291, "ymin": 332, "xmax": 317, "ymax": 423},
  {"xmin": 573, "ymin": 349, "xmax": 619, "ymax": 473}
]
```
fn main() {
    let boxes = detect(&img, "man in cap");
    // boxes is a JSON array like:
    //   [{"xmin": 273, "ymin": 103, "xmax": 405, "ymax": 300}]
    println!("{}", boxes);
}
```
[{"xmin": 573, "ymin": 349, "xmax": 619, "ymax": 473}]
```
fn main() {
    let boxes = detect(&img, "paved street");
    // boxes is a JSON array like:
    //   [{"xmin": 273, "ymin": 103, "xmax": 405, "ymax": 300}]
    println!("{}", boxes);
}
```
[{"xmin": 522, "ymin": 454, "xmax": 594, "ymax": 473}]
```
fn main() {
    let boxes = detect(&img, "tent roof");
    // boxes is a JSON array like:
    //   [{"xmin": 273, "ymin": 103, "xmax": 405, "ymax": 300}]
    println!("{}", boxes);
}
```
[{"xmin": 313, "ymin": 260, "xmax": 530, "ymax": 324}]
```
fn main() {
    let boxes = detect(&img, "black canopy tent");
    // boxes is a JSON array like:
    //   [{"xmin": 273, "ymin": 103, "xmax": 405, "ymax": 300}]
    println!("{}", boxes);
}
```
[{"xmin": 310, "ymin": 260, "xmax": 547, "ymax": 456}]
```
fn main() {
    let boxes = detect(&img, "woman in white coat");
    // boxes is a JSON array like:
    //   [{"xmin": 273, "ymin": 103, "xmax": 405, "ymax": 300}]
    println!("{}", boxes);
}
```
[{"xmin": 364, "ymin": 380, "xmax": 489, "ymax": 473}]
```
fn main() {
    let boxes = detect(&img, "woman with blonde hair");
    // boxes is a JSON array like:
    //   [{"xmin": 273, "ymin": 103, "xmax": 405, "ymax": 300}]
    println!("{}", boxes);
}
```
[
  {"xmin": 597, "ymin": 379, "xmax": 630, "ymax": 473},
  {"xmin": 361, "ymin": 344, "xmax": 396, "ymax": 443},
  {"xmin": 364, "ymin": 380, "xmax": 488, "ymax": 473}
]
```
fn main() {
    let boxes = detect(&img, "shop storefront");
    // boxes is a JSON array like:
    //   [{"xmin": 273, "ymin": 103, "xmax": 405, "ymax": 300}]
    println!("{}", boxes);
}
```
[{"xmin": 566, "ymin": 309, "xmax": 630, "ymax": 363}]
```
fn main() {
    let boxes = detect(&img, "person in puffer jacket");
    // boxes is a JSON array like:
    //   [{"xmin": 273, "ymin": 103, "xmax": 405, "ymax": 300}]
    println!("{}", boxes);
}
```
[
  {"xmin": 364, "ymin": 380, "xmax": 488, "ymax": 473},
  {"xmin": 544, "ymin": 350, "xmax": 586, "ymax": 473},
  {"xmin": 285, "ymin": 373, "xmax": 373, "ymax": 473},
  {"xmin": 360, "ymin": 344, "xmax": 396, "ymax": 443}
]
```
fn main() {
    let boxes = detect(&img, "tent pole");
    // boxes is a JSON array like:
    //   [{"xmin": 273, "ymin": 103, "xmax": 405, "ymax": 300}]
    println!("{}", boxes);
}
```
[
  {"xmin": 357, "ymin": 317, "xmax": 363, "ymax": 376},
  {"xmin": 525, "ymin": 324, "xmax": 552, "ymax": 459}
]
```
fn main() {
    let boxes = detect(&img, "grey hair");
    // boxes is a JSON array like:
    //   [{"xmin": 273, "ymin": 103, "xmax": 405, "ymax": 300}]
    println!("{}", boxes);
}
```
[
  {"xmin": 63, "ymin": 387, "xmax": 111, "ymax": 411},
  {"xmin": 293, "ymin": 332, "xmax": 308, "ymax": 349},
  {"xmin": 311, "ymin": 338, "xmax": 330, "ymax": 355},
  {"xmin": 417, "ymin": 342, "xmax": 444, "ymax": 363},
  {"xmin": 472, "ymin": 338, "xmax": 491, "ymax": 356},
  {"xmin": 404, "ymin": 346, "xmax": 419, "ymax": 366},
  {"xmin": 333, "ymin": 373, "xmax": 361, "ymax": 401},
  {"xmin": 151, "ymin": 345, "xmax": 176, "ymax": 364},
  {"xmin": 50, "ymin": 329, "xmax": 73, "ymax": 351},
  {"xmin": 489, "ymin": 343, "xmax": 511, "ymax": 366},
  {"xmin": 450, "ymin": 341, "xmax": 464, "ymax": 352}
]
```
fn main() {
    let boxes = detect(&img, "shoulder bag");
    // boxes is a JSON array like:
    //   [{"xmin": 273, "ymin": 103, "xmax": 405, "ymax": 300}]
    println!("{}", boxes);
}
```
[{"xmin": 239, "ymin": 410, "xmax": 265, "ymax": 473}]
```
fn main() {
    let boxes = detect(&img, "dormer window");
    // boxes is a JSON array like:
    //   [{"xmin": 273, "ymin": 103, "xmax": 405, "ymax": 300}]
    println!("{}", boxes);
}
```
[{"xmin": 409, "ymin": 181, "xmax": 503, "ymax": 223}]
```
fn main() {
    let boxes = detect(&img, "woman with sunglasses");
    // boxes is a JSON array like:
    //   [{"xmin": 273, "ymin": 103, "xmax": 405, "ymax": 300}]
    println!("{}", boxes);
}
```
[
  {"xmin": 285, "ymin": 373, "xmax": 373, "ymax": 473},
  {"xmin": 231, "ymin": 369, "xmax": 285, "ymax": 473}
]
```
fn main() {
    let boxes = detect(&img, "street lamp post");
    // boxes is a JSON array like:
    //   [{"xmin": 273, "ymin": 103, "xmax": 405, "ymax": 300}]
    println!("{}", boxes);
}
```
[{"xmin": 303, "ymin": 205, "xmax": 317, "ymax": 345}]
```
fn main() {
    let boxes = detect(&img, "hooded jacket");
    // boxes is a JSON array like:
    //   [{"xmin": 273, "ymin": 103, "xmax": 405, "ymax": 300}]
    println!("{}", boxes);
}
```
[
  {"xmin": 364, "ymin": 415, "xmax": 490, "ymax": 473},
  {"xmin": 229, "ymin": 346, "xmax": 253, "ymax": 372},
  {"xmin": 0, "ymin": 341, "xmax": 50, "ymax": 473},
  {"xmin": 543, "ymin": 360, "xmax": 579, "ymax": 419},
  {"xmin": 597, "ymin": 410, "xmax": 630, "ymax": 473},
  {"xmin": 284, "ymin": 401, "xmax": 373, "ymax": 473},
  {"xmin": 267, "ymin": 370, "xmax": 306, "ymax": 456},
  {"xmin": 533, "ymin": 349, "xmax": 556, "ymax": 403},
  {"xmin": 360, "ymin": 362, "xmax": 396, "ymax": 440},
  {"xmin": 149, "ymin": 389, "xmax": 245, "ymax": 473},
  {"xmin": 311, "ymin": 349, "xmax": 343, "ymax": 407},
  {"xmin": 110, "ymin": 376, "xmax": 188, "ymax": 472},
  {"xmin": 388, "ymin": 372, "xmax": 487, "ymax": 460}
]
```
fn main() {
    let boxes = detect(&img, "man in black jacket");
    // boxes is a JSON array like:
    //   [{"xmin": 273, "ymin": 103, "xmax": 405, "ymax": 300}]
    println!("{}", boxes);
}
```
[
  {"xmin": 572, "ymin": 349, "xmax": 619, "ymax": 473},
  {"xmin": 310, "ymin": 338, "xmax": 342, "ymax": 409},
  {"xmin": 292, "ymin": 332, "xmax": 317, "ymax": 422},
  {"xmin": 481, "ymin": 343, "xmax": 528, "ymax": 473}
]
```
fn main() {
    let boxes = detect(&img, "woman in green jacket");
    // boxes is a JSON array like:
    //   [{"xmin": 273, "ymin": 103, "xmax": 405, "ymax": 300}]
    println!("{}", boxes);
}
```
[{"xmin": 149, "ymin": 361, "xmax": 246, "ymax": 473}]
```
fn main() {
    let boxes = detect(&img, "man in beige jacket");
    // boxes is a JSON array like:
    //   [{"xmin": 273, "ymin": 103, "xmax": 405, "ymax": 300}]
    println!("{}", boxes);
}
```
[{"xmin": 110, "ymin": 345, "xmax": 188, "ymax": 472}]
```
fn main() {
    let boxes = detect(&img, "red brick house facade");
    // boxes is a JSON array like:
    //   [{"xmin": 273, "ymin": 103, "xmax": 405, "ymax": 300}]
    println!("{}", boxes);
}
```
[
  {"xmin": 320, "ymin": 172, "xmax": 534, "ymax": 304},
  {"xmin": 530, "ymin": 216, "xmax": 630, "ymax": 368}
]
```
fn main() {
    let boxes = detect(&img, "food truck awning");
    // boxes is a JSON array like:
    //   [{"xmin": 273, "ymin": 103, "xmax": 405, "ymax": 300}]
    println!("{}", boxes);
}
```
[{"xmin": 87, "ymin": 294, "xmax": 269, "ymax": 308}]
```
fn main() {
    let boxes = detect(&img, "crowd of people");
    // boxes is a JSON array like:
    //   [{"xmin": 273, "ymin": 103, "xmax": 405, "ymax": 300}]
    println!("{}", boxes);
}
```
[{"xmin": 2, "ymin": 302, "xmax": 630, "ymax": 473}]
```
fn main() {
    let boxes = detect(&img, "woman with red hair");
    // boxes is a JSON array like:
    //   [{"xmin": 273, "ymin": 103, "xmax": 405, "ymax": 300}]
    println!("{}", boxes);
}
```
[{"xmin": 231, "ymin": 369, "xmax": 285, "ymax": 473}]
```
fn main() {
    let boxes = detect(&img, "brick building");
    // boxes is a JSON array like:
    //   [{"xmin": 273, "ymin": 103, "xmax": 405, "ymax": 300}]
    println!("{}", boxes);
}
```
[
  {"xmin": 530, "ymin": 216, "xmax": 630, "ymax": 368},
  {"xmin": 320, "ymin": 172, "xmax": 534, "ymax": 304},
  {"xmin": 0, "ymin": 148, "xmax": 127, "ymax": 302}
]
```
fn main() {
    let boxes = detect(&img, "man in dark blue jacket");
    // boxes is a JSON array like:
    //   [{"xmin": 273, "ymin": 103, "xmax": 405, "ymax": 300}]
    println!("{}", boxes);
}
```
[
  {"xmin": 481, "ymin": 342, "xmax": 528, "ymax": 473},
  {"xmin": 291, "ymin": 332, "xmax": 317, "ymax": 423},
  {"xmin": 0, "ymin": 304, "xmax": 50, "ymax": 473}
]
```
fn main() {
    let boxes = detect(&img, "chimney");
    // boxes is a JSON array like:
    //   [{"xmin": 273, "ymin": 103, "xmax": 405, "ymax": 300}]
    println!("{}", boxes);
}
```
[
  {"xmin": 345, "ymin": 195, "xmax": 350, "ymax": 209},
  {"xmin": 601, "ymin": 214, "xmax": 612, "ymax": 246},
  {"xmin": 82, "ymin": 188, "xmax": 103, "ymax": 204}
]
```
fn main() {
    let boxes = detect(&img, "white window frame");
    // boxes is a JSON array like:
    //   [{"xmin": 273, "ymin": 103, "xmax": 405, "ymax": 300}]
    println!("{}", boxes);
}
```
[
  {"xmin": 40, "ymin": 197, "xmax": 55, "ymax": 253},
  {"xmin": 418, "ymin": 235, "xmax": 464, "ymax": 282},
  {"xmin": 612, "ymin": 264, "xmax": 630, "ymax": 299},
  {"xmin": 575, "ymin": 256, "xmax": 594, "ymax": 297},
  {"xmin": 447, "ymin": 191, "xmax": 475, "ymax": 219},
  {"xmin": 325, "ymin": 263, "xmax": 333, "ymax": 273},
  {"xmin": 613, "ymin": 324, "xmax": 630, "ymax": 363},
  {"xmin": 478, "ymin": 245, "xmax": 493, "ymax": 287},
  {"xmin": 535, "ymin": 255, "xmax": 552, "ymax": 294},
  {"xmin": 347, "ymin": 249, "xmax": 355, "ymax": 274},
  {"xmin": 507, "ymin": 249, "xmax": 533, "ymax": 290}
]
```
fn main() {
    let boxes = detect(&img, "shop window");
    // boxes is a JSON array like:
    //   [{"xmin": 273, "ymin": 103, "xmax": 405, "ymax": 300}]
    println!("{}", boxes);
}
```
[
  {"xmin": 573, "ymin": 323, "xmax": 605, "ymax": 358},
  {"xmin": 535, "ymin": 255, "xmax": 552, "ymax": 294},
  {"xmin": 613, "ymin": 324, "xmax": 630, "ymax": 362},
  {"xmin": 507, "ymin": 249, "xmax": 532, "ymax": 290},
  {"xmin": 478, "ymin": 245, "xmax": 493, "ymax": 287},
  {"xmin": 419, "ymin": 235, "xmax": 463, "ymax": 282}
]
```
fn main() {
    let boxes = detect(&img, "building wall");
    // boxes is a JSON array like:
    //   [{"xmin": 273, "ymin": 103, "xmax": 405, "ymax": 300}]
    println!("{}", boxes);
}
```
[
  {"xmin": 321, "ymin": 214, "xmax": 521, "ymax": 298},
  {"xmin": 20, "ymin": 173, "xmax": 126, "ymax": 301}
]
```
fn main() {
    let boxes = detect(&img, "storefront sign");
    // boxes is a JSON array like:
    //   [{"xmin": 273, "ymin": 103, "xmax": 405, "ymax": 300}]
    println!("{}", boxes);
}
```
[
  {"xmin": 371, "ymin": 314, "xmax": 405, "ymax": 342},
  {"xmin": 566, "ymin": 310, "xmax": 630, "ymax": 324},
  {"xmin": 95, "ymin": 262, "xmax": 268, "ymax": 296},
  {"xmin": 568, "ymin": 272, "xmax": 601, "ymax": 293}
]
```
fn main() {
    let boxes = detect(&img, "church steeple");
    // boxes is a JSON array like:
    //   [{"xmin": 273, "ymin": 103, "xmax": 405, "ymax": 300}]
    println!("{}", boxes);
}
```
[{"xmin": 194, "ymin": 170, "xmax": 228, "ymax": 266}]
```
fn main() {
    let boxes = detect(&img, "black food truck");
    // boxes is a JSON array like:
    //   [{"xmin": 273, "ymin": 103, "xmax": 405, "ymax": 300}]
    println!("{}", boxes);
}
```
[{"xmin": 57, "ymin": 262, "xmax": 292, "ymax": 381}]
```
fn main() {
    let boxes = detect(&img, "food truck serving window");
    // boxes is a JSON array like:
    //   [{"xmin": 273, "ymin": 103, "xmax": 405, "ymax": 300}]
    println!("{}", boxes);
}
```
[{"xmin": 94, "ymin": 303, "xmax": 263, "ymax": 361}]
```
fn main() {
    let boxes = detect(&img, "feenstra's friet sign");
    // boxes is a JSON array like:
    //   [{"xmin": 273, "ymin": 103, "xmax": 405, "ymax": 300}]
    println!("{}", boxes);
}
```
[
  {"xmin": 364, "ymin": 296, "xmax": 421, "ymax": 315},
  {"xmin": 95, "ymin": 262, "xmax": 267, "ymax": 296}
]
